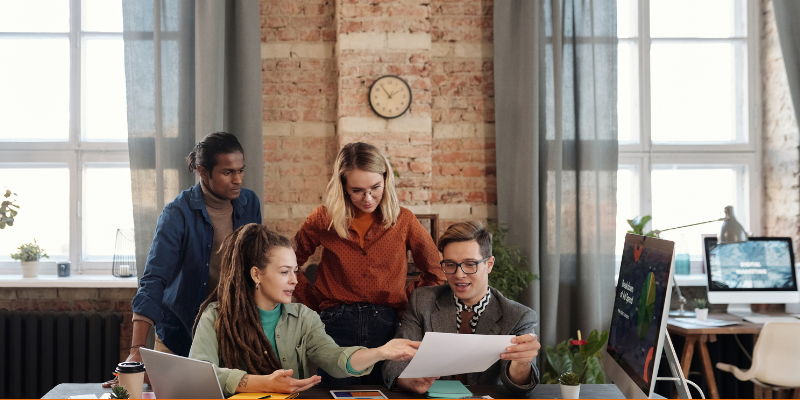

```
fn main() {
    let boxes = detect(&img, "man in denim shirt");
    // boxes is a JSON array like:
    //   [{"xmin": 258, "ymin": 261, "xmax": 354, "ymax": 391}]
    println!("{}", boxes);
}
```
[{"xmin": 105, "ymin": 133, "xmax": 261, "ymax": 386}]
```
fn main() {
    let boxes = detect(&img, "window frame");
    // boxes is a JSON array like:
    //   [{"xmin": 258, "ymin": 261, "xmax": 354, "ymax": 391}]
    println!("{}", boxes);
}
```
[
  {"xmin": 618, "ymin": 0, "xmax": 762, "ymax": 273},
  {"xmin": 0, "ymin": 0, "xmax": 129, "ymax": 273}
]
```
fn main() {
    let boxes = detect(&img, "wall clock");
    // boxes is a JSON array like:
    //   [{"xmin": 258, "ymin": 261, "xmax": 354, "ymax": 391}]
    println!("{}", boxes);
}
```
[{"xmin": 368, "ymin": 75, "xmax": 412, "ymax": 119}]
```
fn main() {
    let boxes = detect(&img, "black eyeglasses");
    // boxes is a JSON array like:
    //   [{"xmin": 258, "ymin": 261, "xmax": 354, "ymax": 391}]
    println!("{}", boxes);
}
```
[{"xmin": 440, "ymin": 256, "xmax": 491, "ymax": 275}]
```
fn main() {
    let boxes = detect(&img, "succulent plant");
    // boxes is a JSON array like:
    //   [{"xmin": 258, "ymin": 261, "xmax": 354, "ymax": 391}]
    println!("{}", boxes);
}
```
[
  {"xmin": 559, "ymin": 372, "xmax": 581, "ymax": 386},
  {"xmin": 109, "ymin": 385, "xmax": 130, "ymax": 399},
  {"xmin": 695, "ymin": 298, "xmax": 708, "ymax": 309}
]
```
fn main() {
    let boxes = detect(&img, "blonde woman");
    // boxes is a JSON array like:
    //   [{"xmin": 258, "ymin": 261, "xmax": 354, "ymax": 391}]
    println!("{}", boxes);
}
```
[{"xmin": 293, "ymin": 142, "xmax": 445, "ymax": 385}]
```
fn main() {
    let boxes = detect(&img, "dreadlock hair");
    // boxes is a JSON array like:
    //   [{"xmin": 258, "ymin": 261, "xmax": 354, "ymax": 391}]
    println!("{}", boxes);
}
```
[{"xmin": 193, "ymin": 223, "xmax": 292, "ymax": 375}]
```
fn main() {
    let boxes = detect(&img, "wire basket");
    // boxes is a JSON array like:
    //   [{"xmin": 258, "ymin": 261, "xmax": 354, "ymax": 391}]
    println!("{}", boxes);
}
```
[{"xmin": 111, "ymin": 229, "xmax": 136, "ymax": 278}]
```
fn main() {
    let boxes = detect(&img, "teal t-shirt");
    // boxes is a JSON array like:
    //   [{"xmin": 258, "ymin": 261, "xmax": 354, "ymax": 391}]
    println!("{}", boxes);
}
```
[
  {"xmin": 258, "ymin": 304, "xmax": 282, "ymax": 357},
  {"xmin": 258, "ymin": 303, "xmax": 363, "ymax": 373}
]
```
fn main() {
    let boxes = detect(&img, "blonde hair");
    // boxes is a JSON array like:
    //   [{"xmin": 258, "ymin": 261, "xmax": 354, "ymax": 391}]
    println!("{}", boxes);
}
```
[{"xmin": 324, "ymin": 142, "xmax": 400, "ymax": 239}]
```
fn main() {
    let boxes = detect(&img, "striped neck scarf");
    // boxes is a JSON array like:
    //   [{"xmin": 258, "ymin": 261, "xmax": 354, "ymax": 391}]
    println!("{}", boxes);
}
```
[{"xmin": 454, "ymin": 288, "xmax": 491, "ymax": 334}]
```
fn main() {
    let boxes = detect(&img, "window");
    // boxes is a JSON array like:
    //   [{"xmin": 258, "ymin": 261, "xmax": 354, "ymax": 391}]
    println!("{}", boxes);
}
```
[
  {"xmin": 615, "ymin": 0, "xmax": 761, "ymax": 273},
  {"xmin": 0, "ymin": 0, "xmax": 131, "ymax": 273}
]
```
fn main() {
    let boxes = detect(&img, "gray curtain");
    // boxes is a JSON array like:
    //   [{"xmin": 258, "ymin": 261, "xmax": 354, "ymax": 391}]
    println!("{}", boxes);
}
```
[
  {"xmin": 774, "ymin": 0, "xmax": 800, "ymax": 132},
  {"xmin": 494, "ymin": 0, "xmax": 618, "ymax": 350},
  {"xmin": 122, "ymin": 0, "xmax": 264, "ymax": 278}
]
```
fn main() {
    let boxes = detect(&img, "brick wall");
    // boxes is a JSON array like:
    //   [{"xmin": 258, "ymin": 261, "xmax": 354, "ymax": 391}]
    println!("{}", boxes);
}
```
[
  {"xmin": 261, "ymin": 0, "xmax": 339, "ymax": 240},
  {"xmin": 430, "ymin": 0, "xmax": 496, "ymax": 235},
  {"xmin": 0, "ymin": 288, "xmax": 136, "ymax": 363},
  {"xmin": 761, "ymin": 0, "xmax": 800, "ymax": 248},
  {"xmin": 260, "ymin": 0, "xmax": 497, "ymax": 242}
]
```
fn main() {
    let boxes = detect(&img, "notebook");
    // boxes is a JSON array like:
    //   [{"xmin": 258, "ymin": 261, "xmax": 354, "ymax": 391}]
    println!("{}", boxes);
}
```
[{"xmin": 426, "ymin": 380, "xmax": 473, "ymax": 399}]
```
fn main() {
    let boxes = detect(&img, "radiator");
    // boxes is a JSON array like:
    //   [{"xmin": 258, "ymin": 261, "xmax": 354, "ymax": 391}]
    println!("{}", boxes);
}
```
[{"xmin": 0, "ymin": 311, "xmax": 122, "ymax": 399}]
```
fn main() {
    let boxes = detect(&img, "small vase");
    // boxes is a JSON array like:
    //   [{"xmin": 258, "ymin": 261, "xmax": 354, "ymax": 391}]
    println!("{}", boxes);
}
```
[
  {"xmin": 695, "ymin": 308, "xmax": 709, "ymax": 321},
  {"xmin": 560, "ymin": 383, "xmax": 580, "ymax": 399},
  {"xmin": 21, "ymin": 261, "xmax": 40, "ymax": 278}
]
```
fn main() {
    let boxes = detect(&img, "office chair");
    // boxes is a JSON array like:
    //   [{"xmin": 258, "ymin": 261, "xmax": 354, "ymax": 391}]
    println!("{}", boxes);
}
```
[{"xmin": 716, "ymin": 322, "xmax": 800, "ymax": 399}]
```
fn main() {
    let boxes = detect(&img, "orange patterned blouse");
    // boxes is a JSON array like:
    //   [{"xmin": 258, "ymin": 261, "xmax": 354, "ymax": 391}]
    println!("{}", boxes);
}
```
[{"xmin": 293, "ymin": 205, "xmax": 445, "ymax": 312}]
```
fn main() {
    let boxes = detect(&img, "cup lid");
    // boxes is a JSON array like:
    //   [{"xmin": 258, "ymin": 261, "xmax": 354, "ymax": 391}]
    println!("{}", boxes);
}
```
[{"xmin": 115, "ymin": 361, "xmax": 145, "ymax": 373}]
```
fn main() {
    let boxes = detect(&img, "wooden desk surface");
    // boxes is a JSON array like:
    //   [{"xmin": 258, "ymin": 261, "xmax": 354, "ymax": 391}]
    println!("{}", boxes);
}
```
[
  {"xmin": 667, "ymin": 313, "xmax": 763, "ymax": 335},
  {"xmin": 43, "ymin": 383, "xmax": 627, "ymax": 399}
]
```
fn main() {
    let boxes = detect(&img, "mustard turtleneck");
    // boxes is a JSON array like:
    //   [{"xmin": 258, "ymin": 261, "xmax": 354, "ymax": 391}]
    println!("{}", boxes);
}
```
[{"xmin": 201, "ymin": 180, "xmax": 234, "ymax": 295}]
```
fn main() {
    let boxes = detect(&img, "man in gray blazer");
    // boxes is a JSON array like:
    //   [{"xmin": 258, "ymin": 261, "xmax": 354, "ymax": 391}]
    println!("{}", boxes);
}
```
[{"xmin": 383, "ymin": 221, "xmax": 541, "ymax": 397}]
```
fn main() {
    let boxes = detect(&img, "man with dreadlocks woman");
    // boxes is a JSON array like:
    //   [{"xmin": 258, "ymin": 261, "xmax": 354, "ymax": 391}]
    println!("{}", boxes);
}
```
[{"xmin": 189, "ymin": 224, "xmax": 421, "ymax": 396}]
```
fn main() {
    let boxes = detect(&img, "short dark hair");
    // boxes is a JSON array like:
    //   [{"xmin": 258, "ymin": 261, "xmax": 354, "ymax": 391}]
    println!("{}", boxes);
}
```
[
  {"xmin": 186, "ymin": 132, "xmax": 244, "ymax": 173},
  {"xmin": 438, "ymin": 220, "xmax": 492, "ymax": 258}
]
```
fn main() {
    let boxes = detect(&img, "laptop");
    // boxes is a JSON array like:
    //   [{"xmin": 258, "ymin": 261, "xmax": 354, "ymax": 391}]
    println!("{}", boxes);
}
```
[{"xmin": 139, "ymin": 348, "xmax": 225, "ymax": 399}]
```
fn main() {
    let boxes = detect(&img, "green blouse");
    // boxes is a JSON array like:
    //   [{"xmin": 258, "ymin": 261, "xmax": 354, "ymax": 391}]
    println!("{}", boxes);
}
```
[{"xmin": 189, "ymin": 302, "xmax": 373, "ymax": 397}]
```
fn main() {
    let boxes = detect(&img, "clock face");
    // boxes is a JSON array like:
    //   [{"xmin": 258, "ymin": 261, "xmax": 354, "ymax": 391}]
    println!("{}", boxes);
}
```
[{"xmin": 368, "ymin": 75, "xmax": 412, "ymax": 119}]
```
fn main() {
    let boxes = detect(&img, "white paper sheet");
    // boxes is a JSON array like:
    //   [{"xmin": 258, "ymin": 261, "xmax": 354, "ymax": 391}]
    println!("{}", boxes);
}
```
[{"xmin": 398, "ymin": 332, "xmax": 516, "ymax": 378}]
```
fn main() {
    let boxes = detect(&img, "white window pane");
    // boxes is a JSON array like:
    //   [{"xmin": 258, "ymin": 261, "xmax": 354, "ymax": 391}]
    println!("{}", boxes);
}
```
[
  {"xmin": 0, "ymin": 0, "xmax": 69, "ymax": 32},
  {"xmin": 0, "ymin": 39, "xmax": 70, "ymax": 141},
  {"xmin": 651, "ymin": 0, "xmax": 746, "ymax": 38},
  {"xmin": 618, "ymin": 42, "xmax": 638, "ymax": 144},
  {"xmin": 651, "ymin": 166, "xmax": 746, "ymax": 257},
  {"xmin": 617, "ymin": 0, "xmax": 637, "ymax": 39},
  {"xmin": 83, "ymin": 165, "xmax": 134, "ymax": 260},
  {"xmin": 0, "ymin": 167, "xmax": 70, "ymax": 260},
  {"xmin": 82, "ymin": 0, "xmax": 123, "ymax": 32},
  {"xmin": 615, "ymin": 166, "xmax": 639, "ymax": 256},
  {"xmin": 83, "ymin": 37, "xmax": 128, "ymax": 141},
  {"xmin": 650, "ymin": 43, "xmax": 747, "ymax": 144}
]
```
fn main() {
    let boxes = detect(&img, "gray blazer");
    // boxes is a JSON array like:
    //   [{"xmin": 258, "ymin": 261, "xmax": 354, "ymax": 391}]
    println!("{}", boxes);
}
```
[{"xmin": 383, "ymin": 285, "xmax": 539, "ymax": 397}]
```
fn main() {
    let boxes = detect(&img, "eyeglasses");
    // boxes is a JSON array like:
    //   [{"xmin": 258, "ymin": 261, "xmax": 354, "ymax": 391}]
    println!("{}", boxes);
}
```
[
  {"xmin": 440, "ymin": 256, "xmax": 491, "ymax": 275},
  {"xmin": 347, "ymin": 186, "xmax": 384, "ymax": 201}
]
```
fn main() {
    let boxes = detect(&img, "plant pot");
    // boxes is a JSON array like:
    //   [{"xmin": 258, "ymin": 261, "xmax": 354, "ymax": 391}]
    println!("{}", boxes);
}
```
[
  {"xmin": 560, "ymin": 383, "xmax": 580, "ymax": 399},
  {"xmin": 695, "ymin": 308, "xmax": 709, "ymax": 320},
  {"xmin": 21, "ymin": 261, "xmax": 40, "ymax": 278}
]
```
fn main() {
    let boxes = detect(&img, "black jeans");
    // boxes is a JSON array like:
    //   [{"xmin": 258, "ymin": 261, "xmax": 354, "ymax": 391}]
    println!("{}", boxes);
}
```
[{"xmin": 318, "ymin": 303, "xmax": 400, "ymax": 386}]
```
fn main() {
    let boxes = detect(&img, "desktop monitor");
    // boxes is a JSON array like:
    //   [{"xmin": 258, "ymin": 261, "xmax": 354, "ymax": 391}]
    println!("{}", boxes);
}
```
[
  {"xmin": 605, "ymin": 234, "xmax": 677, "ymax": 399},
  {"xmin": 704, "ymin": 236, "xmax": 800, "ymax": 306}
]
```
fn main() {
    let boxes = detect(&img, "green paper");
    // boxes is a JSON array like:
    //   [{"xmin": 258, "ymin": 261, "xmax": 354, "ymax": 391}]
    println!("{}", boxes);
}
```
[{"xmin": 426, "ymin": 380, "xmax": 472, "ymax": 398}]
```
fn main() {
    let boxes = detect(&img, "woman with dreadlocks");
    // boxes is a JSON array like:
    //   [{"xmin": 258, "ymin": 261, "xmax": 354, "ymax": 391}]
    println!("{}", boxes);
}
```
[{"xmin": 189, "ymin": 224, "xmax": 420, "ymax": 396}]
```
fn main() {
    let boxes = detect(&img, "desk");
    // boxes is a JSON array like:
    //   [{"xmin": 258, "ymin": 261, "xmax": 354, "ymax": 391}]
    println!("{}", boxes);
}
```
[
  {"xmin": 43, "ymin": 383, "xmax": 627, "ymax": 399},
  {"xmin": 667, "ymin": 313, "xmax": 762, "ymax": 399}
]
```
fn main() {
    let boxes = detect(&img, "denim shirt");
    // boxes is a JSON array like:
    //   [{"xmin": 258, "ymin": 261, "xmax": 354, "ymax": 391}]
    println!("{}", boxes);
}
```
[{"xmin": 131, "ymin": 182, "xmax": 262, "ymax": 356}]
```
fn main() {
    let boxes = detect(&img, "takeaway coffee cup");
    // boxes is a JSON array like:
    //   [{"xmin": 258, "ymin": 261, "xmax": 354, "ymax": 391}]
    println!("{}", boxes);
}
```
[{"xmin": 115, "ymin": 361, "xmax": 146, "ymax": 399}]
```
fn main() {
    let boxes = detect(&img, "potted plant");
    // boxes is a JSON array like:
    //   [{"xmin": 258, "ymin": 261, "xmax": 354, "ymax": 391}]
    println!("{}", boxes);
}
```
[
  {"xmin": 486, "ymin": 222, "xmax": 538, "ymax": 301},
  {"xmin": 558, "ymin": 372, "xmax": 581, "ymax": 399},
  {"xmin": 694, "ymin": 298, "xmax": 709, "ymax": 321},
  {"xmin": 11, "ymin": 240, "xmax": 48, "ymax": 278},
  {"xmin": 542, "ymin": 329, "xmax": 609, "ymax": 386},
  {"xmin": 627, "ymin": 215, "xmax": 657, "ymax": 237},
  {"xmin": 0, "ymin": 188, "xmax": 19, "ymax": 229}
]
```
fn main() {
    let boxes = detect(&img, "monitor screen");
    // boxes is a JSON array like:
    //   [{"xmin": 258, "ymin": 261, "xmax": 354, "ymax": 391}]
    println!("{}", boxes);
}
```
[
  {"xmin": 704, "ymin": 237, "xmax": 797, "ymax": 292},
  {"xmin": 607, "ymin": 234, "xmax": 674, "ymax": 398}
]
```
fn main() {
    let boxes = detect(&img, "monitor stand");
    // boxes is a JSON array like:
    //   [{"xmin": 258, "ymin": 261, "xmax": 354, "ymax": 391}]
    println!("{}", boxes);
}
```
[
  {"xmin": 655, "ymin": 332, "xmax": 691, "ymax": 399},
  {"xmin": 726, "ymin": 303, "xmax": 765, "ymax": 319}
]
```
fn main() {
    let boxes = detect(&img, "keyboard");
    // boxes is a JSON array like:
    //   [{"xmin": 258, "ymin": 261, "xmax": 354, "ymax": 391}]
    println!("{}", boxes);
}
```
[{"xmin": 742, "ymin": 316, "xmax": 800, "ymax": 324}]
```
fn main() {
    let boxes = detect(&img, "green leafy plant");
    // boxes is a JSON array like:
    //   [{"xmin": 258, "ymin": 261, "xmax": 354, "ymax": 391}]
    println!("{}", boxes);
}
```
[
  {"xmin": 558, "ymin": 372, "xmax": 581, "ymax": 386},
  {"xmin": 486, "ymin": 221, "xmax": 538, "ymax": 301},
  {"xmin": 0, "ymin": 189, "xmax": 19, "ymax": 229},
  {"xmin": 109, "ymin": 384, "xmax": 130, "ymax": 399},
  {"xmin": 627, "ymin": 215, "xmax": 656, "ymax": 237},
  {"xmin": 694, "ymin": 298, "xmax": 708, "ymax": 309},
  {"xmin": 542, "ymin": 329, "xmax": 609, "ymax": 384},
  {"xmin": 10, "ymin": 240, "xmax": 49, "ymax": 262}
]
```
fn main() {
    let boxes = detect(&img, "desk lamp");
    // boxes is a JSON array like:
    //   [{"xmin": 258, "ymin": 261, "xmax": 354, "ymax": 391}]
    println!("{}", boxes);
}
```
[{"xmin": 654, "ymin": 206, "xmax": 749, "ymax": 316}]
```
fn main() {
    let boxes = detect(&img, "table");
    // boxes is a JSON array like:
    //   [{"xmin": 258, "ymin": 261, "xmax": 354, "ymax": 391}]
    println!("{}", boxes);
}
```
[
  {"xmin": 667, "ymin": 313, "xmax": 763, "ymax": 399},
  {"xmin": 43, "ymin": 383, "xmax": 627, "ymax": 399}
]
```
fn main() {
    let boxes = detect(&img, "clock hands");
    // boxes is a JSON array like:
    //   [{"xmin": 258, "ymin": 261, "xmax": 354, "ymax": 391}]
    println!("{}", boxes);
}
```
[{"xmin": 380, "ymin": 84, "xmax": 393, "ymax": 99}]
